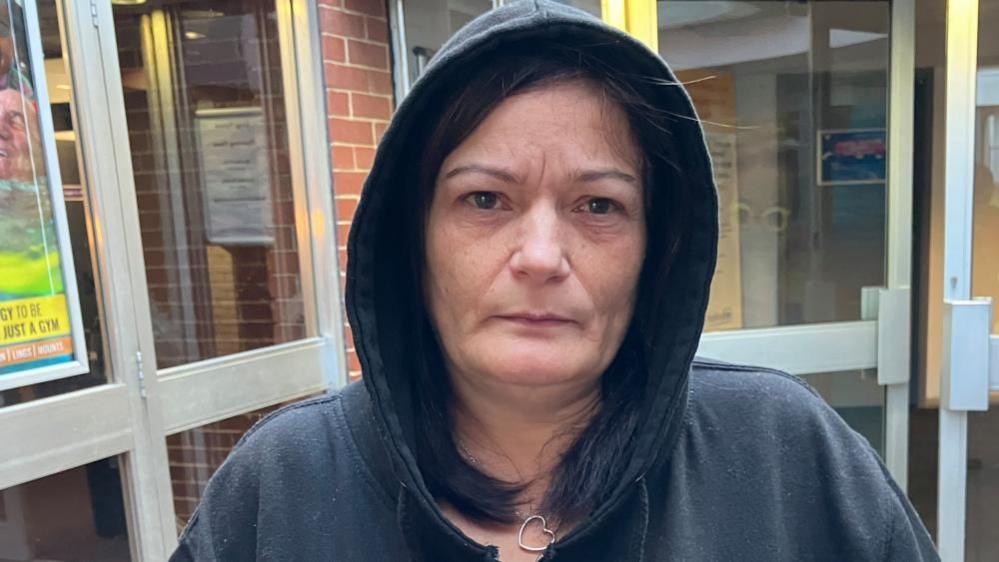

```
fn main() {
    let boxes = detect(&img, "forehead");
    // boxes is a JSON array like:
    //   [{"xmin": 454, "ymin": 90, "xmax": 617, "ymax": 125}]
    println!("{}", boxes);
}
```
[{"xmin": 447, "ymin": 80, "xmax": 641, "ymax": 172}]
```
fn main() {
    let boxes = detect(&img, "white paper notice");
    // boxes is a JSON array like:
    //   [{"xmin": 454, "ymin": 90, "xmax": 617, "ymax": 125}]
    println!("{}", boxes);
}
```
[{"xmin": 196, "ymin": 107, "xmax": 273, "ymax": 245}]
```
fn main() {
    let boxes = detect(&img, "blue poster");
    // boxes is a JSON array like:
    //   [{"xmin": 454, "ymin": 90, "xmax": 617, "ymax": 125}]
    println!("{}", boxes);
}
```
[{"xmin": 818, "ymin": 129, "xmax": 887, "ymax": 185}]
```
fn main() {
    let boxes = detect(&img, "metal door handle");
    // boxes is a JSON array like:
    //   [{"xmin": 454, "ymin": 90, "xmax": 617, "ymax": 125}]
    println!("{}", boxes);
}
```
[{"xmin": 941, "ymin": 299, "xmax": 994, "ymax": 411}]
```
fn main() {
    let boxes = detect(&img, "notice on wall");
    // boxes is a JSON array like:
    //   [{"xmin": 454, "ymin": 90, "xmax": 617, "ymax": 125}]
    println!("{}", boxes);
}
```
[
  {"xmin": 676, "ymin": 69, "xmax": 744, "ymax": 331},
  {"xmin": 195, "ymin": 107, "xmax": 274, "ymax": 245},
  {"xmin": 0, "ymin": 0, "xmax": 88, "ymax": 389}
]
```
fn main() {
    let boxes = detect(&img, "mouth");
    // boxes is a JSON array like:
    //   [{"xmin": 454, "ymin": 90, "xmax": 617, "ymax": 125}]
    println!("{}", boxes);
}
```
[{"xmin": 495, "ymin": 312, "xmax": 576, "ymax": 328}]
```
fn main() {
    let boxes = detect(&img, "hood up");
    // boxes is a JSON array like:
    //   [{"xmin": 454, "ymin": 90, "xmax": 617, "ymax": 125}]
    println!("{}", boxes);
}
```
[{"xmin": 344, "ymin": 0, "xmax": 718, "ymax": 558}]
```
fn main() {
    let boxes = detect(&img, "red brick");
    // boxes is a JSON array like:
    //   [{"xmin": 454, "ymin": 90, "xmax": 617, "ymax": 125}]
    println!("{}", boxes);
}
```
[
  {"xmin": 354, "ymin": 146, "xmax": 376, "ymax": 169},
  {"xmin": 338, "ymin": 247, "xmax": 349, "ymax": 269},
  {"xmin": 332, "ymin": 146, "xmax": 354, "ymax": 170},
  {"xmin": 323, "ymin": 35, "xmax": 345, "ymax": 62},
  {"xmin": 347, "ymin": 40, "xmax": 388, "ymax": 69},
  {"xmin": 334, "ymin": 171, "xmax": 368, "ymax": 194},
  {"xmin": 368, "ymin": 70, "xmax": 392, "ymax": 95},
  {"xmin": 327, "ymin": 91, "xmax": 349, "ymax": 117},
  {"xmin": 352, "ymin": 93, "xmax": 391, "ymax": 120},
  {"xmin": 365, "ymin": 16, "xmax": 388, "ymax": 43},
  {"xmin": 319, "ymin": 0, "xmax": 341, "ymax": 6},
  {"xmin": 326, "ymin": 63, "xmax": 368, "ymax": 91},
  {"xmin": 328, "ymin": 117, "xmax": 373, "ymax": 145},
  {"xmin": 336, "ymin": 222, "xmax": 352, "ymax": 245},
  {"xmin": 347, "ymin": 349, "xmax": 362, "ymax": 371},
  {"xmin": 336, "ymin": 196, "xmax": 359, "ymax": 220},
  {"xmin": 324, "ymin": 10, "xmax": 366, "ymax": 39},
  {"xmin": 374, "ymin": 122, "xmax": 388, "ymax": 144},
  {"xmin": 344, "ymin": 0, "xmax": 385, "ymax": 17}
]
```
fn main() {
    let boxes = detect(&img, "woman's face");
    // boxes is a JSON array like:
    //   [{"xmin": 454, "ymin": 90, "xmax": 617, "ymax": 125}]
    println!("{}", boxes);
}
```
[{"xmin": 424, "ymin": 80, "xmax": 646, "ymax": 393}]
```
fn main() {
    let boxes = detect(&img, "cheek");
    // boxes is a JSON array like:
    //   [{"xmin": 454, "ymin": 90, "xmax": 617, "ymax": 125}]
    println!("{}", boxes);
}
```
[
  {"xmin": 424, "ymin": 223, "xmax": 493, "ymax": 323},
  {"xmin": 579, "ymin": 230, "xmax": 645, "ymax": 315}
]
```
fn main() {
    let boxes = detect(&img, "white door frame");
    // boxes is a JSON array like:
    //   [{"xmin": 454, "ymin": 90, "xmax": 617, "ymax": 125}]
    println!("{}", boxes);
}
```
[{"xmin": 936, "ymin": 0, "xmax": 999, "ymax": 559}]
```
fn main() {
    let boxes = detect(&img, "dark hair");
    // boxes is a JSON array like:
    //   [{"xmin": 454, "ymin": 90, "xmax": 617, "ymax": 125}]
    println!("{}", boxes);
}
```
[{"xmin": 408, "ymin": 41, "xmax": 686, "ymax": 524}]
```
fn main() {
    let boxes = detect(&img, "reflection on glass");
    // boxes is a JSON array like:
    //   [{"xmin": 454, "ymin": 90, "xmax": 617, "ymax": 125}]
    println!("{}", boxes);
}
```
[
  {"xmin": 974, "ymin": 81, "xmax": 999, "ymax": 336},
  {"xmin": 967, "ymin": 0, "xmax": 999, "ymax": 558},
  {"xmin": 402, "ymin": 0, "xmax": 493, "ymax": 85},
  {"xmin": 0, "ymin": 458, "xmax": 131, "ymax": 561},
  {"xmin": 113, "ymin": 1, "xmax": 307, "ymax": 370},
  {"xmin": 0, "ymin": 0, "xmax": 108, "ymax": 407},
  {"xmin": 658, "ymin": 1, "xmax": 890, "ymax": 331}
]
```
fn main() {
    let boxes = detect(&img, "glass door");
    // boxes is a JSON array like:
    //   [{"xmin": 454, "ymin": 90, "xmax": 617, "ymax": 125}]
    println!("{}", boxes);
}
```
[
  {"xmin": 100, "ymin": 0, "xmax": 340, "ymax": 551},
  {"xmin": 656, "ymin": 0, "xmax": 915, "ymax": 486},
  {"xmin": 935, "ymin": 0, "xmax": 999, "ymax": 559}
]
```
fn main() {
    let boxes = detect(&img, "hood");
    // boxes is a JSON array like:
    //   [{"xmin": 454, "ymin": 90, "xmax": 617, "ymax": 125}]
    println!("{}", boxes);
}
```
[{"xmin": 344, "ymin": 0, "xmax": 719, "ymax": 558}]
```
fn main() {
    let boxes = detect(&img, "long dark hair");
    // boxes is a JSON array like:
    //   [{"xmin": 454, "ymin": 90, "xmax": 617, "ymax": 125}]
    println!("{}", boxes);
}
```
[{"xmin": 408, "ymin": 41, "xmax": 687, "ymax": 524}]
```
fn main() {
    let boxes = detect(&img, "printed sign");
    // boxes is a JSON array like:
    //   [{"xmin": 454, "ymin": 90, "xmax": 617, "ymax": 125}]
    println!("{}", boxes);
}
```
[
  {"xmin": 0, "ymin": 0, "xmax": 87, "ymax": 388},
  {"xmin": 195, "ymin": 107, "xmax": 274, "ymax": 245},
  {"xmin": 818, "ymin": 129, "xmax": 887, "ymax": 185}
]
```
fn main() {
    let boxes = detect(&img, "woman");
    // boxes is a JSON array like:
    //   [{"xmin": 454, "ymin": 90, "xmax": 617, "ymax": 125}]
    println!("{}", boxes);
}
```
[{"xmin": 171, "ymin": 2, "xmax": 937, "ymax": 560}]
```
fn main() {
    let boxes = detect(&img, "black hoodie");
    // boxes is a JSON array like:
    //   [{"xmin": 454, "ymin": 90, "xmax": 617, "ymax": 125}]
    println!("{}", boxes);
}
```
[{"xmin": 170, "ymin": 2, "xmax": 939, "ymax": 560}]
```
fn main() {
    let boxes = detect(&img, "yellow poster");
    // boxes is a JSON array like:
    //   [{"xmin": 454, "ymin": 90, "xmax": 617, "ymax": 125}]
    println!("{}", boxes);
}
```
[{"xmin": 0, "ymin": 0, "xmax": 83, "ymax": 384}]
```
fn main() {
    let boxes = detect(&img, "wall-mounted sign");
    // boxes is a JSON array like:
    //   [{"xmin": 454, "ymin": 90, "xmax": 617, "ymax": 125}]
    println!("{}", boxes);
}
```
[
  {"xmin": 818, "ymin": 128, "xmax": 887, "ymax": 185},
  {"xmin": 194, "ymin": 107, "xmax": 274, "ymax": 245},
  {"xmin": 0, "ymin": 0, "xmax": 88, "ymax": 390}
]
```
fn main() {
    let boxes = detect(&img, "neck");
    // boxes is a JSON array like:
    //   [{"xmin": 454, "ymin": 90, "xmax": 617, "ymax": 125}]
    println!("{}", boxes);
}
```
[{"xmin": 449, "ymin": 372, "xmax": 601, "ymax": 496}]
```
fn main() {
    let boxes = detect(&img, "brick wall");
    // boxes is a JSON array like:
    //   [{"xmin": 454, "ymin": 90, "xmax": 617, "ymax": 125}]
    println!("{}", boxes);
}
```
[{"xmin": 318, "ymin": 0, "xmax": 394, "ymax": 382}]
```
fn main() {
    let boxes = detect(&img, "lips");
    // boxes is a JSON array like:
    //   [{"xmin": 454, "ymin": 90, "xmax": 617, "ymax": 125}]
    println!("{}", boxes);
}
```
[{"xmin": 495, "ymin": 312, "xmax": 576, "ymax": 327}]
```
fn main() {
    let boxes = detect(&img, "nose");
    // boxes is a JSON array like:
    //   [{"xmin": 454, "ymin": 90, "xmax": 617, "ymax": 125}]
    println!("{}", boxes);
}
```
[{"xmin": 509, "ymin": 206, "xmax": 570, "ymax": 283}]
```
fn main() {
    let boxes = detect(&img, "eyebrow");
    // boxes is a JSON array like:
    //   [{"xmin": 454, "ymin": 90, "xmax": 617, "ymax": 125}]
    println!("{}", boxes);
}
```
[
  {"xmin": 443, "ymin": 164, "xmax": 520, "ymax": 184},
  {"xmin": 574, "ymin": 168, "xmax": 639, "ymax": 185},
  {"xmin": 444, "ymin": 164, "xmax": 638, "ymax": 187}
]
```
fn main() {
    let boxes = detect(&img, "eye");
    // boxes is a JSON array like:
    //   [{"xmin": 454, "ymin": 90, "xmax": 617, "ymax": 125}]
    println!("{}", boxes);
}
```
[
  {"xmin": 466, "ymin": 191, "xmax": 501, "ymax": 210},
  {"xmin": 580, "ymin": 197, "xmax": 619, "ymax": 215}
]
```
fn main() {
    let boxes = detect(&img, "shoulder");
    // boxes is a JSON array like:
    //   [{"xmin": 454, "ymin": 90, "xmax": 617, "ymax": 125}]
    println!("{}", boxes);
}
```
[
  {"xmin": 172, "ymin": 385, "xmax": 384, "ymax": 560},
  {"xmin": 674, "ymin": 358, "xmax": 937, "ymax": 560},
  {"xmin": 686, "ymin": 357, "xmax": 848, "ymax": 442},
  {"xmin": 229, "ymin": 392, "xmax": 345, "ymax": 460}
]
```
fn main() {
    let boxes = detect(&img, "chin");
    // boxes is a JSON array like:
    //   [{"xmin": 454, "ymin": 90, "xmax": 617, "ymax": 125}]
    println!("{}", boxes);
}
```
[{"xmin": 471, "ymin": 338, "xmax": 597, "ymax": 387}]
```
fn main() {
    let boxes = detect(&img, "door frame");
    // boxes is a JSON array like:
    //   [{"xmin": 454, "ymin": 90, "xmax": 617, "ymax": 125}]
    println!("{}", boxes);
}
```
[
  {"xmin": 0, "ymin": 0, "xmax": 342, "ymax": 560},
  {"xmin": 936, "ymin": 0, "xmax": 999, "ymax": 559}
]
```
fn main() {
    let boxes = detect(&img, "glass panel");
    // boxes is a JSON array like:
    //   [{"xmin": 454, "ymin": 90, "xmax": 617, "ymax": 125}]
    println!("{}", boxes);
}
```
[
  {"xmin": 658, "ymin": 1, "xmax": 890, "ymax": 331},
  {"xmin": 967, "ymin": 0, "xmax": 999, "ymax": 558},
  {"xmin": 801, "ymin": 369, "xmax": 884, "ymax": 456},
  {"xmin": 908, "ymin": 0, "xmax": 999, "ymax": 552},
  {"xmin": 0, "ymin": 457, "xmax": 131, "ymax": 561},
  {"xmin": 0, "ymin": 0, "xmax": 109, "ymax": 407},
  {"xmin": 112, "ymin": 1, "xmax": 307, "ymax": 370},
  {"xmin": 402, "ymin": 0, "xmax": 493, "ymax": 85},
  {"xmin": 168, "ymin": 402, "xmax": 306, "ymax": 533}
]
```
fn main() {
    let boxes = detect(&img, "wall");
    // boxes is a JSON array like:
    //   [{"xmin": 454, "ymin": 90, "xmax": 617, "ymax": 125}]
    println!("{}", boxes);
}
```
[{"xmin": 319, "ymin": 0, "xmax": 394, "ymax": 381}]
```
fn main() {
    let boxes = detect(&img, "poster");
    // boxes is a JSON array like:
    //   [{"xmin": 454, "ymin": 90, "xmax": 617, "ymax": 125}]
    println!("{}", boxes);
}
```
[
  {"xmin": 195, "ymin": 107, "xmax": 274, "ymax": 245},
  {"xmin": 818, "ymin": 129, "xmax": 887, "ymax": 185},
  {"xmin": 0, "ymin": 0, "xmax": 87, "ymax": 389},
  {"xmin": 676, "ymin": 69, "xmax": 744, "ymax": 331}
]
